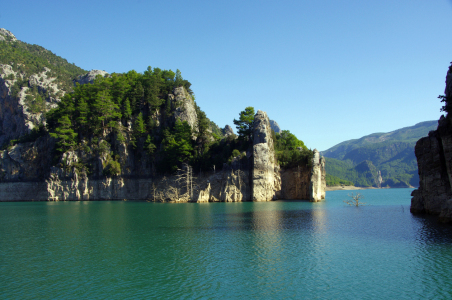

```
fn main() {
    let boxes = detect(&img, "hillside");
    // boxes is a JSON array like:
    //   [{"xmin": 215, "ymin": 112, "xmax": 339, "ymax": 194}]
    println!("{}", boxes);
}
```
[{"xmin": 322, "ymin": 121, "xmax": 437, "ymax": 187}]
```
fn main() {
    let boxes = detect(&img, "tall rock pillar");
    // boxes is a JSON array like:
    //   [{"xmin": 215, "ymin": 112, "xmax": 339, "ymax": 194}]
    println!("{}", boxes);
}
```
[
  {"xmin": 252, "ymin": 110, "xmax": 281, "ymax": 201},
  {"xmin": 309, "ymin": 149, "xmax": 326, "ymax": 202}
]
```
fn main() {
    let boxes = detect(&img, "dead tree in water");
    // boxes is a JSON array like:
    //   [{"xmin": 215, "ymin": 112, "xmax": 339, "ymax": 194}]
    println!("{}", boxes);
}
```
[{"xmin": 175, "ymin": 163, "xmax": 196, "ymax": 201}]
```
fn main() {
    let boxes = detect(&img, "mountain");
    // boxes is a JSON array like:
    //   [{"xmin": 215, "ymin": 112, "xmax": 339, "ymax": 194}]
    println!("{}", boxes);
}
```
[{"xmin": 321, "ymin": 121, "xmax": 438, "ymax": 187}]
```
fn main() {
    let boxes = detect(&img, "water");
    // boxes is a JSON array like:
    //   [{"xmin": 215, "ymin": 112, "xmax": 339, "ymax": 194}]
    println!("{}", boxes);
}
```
[{"xmin": 1, "ymin": 188, "xmax": 452, "ymax": 299}]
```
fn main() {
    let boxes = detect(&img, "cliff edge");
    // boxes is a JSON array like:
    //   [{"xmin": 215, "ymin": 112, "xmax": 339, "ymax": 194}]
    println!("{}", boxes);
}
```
[{"xmin": 411, "ymin": 64, "xmax": 452, "ymax": 222}]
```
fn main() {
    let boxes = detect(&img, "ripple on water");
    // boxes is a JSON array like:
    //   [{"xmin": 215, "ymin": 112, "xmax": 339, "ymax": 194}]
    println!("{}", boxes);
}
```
[{"xmin": 2, "ymin": 192, "xmax": 452, "ymax": 298}]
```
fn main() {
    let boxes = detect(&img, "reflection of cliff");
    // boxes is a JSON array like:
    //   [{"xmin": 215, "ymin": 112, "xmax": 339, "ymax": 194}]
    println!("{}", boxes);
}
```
[{"xmin": 411, "ymin": 64, "xmax": 452, "ymax": 223}]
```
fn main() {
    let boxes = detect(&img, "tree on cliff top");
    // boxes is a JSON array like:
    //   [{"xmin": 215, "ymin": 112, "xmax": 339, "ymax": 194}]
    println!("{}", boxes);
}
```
[
  {"xmin": 233, "ymin": 106, "xmax": 255, "ymax": 142},
  {"xmin": 439, "ymin": 62, "xmax": 452, "ymax": 116}
]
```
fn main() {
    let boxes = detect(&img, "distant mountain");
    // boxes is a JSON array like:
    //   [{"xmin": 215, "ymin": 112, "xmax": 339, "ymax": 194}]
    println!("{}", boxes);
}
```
[{"xmin": 321, "ymin": 121, "xmax": 438, "ymax": 187}]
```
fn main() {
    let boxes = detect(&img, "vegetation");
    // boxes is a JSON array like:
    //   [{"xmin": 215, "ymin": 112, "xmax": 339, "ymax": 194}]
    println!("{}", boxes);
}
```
[
  {"xmin": 325, "ymin": 173, "xmax": 353, "ymax": 186},
  {"xmin": 322, "ymin": 121, "xmax": 437, "ymax": 187},
  {"xmin": 274, "ymin": 129, "xmax": 312, "ymax": 168},
  {"xmin": 439, "ymin": 62, "xmax": 452, "ymax": 115},
  {"xmin": 233, "ymin": 106, "xmax": 255, "ymax": 144},
  {"xmin": 0, "ymin": 39, "xmax": 86, "ymax": 93}
]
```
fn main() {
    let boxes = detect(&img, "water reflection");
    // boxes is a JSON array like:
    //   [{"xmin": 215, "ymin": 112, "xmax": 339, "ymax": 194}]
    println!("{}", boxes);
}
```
[{"xmin": 3, "ymin": 191, "xmax": 452, "ymax": 299}]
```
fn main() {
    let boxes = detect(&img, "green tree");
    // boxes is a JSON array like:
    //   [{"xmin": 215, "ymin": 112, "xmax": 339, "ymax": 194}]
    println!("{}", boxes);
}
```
[
  {"xmin": 233, "ymin": 106, "xmax": 255, "ymax": 142},
  {"xmin": 145, "ymin": 134, "xmax": 156, "ymax": 155},
  {"xmin": 49, "ymin": 115, "xmax": 78, "ymax": 152},
  {"xmin": 123, "ymin": 98, "xmax": 132, "ymax": 121}
]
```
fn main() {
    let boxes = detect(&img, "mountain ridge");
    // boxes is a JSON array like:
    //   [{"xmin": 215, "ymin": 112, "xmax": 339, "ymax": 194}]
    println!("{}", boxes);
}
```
[{"xmin": 321, "ymin": 120, "xmax": 438, "ymax": 187}]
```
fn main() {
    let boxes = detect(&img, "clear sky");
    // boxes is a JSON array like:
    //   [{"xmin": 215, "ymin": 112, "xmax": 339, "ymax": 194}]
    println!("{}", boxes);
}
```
[{"xmin": 2, "ymin": 0, "xmax": 452, "ymax": 150}]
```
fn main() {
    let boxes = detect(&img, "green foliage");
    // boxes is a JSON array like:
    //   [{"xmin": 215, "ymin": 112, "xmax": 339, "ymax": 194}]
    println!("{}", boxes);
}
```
[
  {"xmin": 325, "ymin": 174, "xmax": 353, "ymax": 186},
  {"xmin": 159, "ymin": 120, "xmax": 194, "ymax": 173},
  {"xmin": 322, "ymin": 121, "xmax": 438, "ymax": 187},
  {"xmin": 274, "ymin": 130, "xmax": 311, "ymax": 168},
  {"xmin": 49, "ymin": 115, "xmax": 77, "ymax": 153},
  {"xmin": 103, "ymin": 160, "xmax": 121, "ymax": 177},
  {"xmin": 0, "ymin": 40, "xmax": 86, "ymax": 92},
  {"xmin": 145, "ymin": 134, "xmax": 156, "ymax": 155},
  {"xmin": 440, "ymin": 62, "xmax": 452, "ymax": 115},
  {"xmin": 233, "ymin": 106, "xmax": 255, "ymax": 143},
  {"xmin": 24, "ymin": 94, "xmax": 45, "ymax": 114}
]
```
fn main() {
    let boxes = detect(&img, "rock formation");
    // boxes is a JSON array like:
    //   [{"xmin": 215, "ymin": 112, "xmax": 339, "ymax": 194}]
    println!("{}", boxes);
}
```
[
  {"xmin": 0, "ymin": 107, "xmax": 326, "ymax": 202},
  {"xmin": 0, "ymin": 28, "xmax": 325, "ymax": 203},
  {"xmin": 0, "ymin": 29, "xmax": 17, "ymax": 42},
  {"xmin": 269, "ymin": 119, "xmax": 281, "ymax": 133},
  {"xmin": 223, "ymin": 125, "xmax": 234, "ymax": 136},
  {"xmin": 74, "ymin": 70, "xmax": 109, "ymax": 85},
  {"xmin": 252, "ymin": 110, "xmax": 281, "ymax": 201},
  {"xmin": 309, "ymin": 149, "xmax": 326, "ymax": 201},
  {"xmin": 171, "ymin": 86, "xmax": 198, "ymax": 132},
  {"xmin": 411, "ymin": 65, "xmax": 452, "ymax": 222}
]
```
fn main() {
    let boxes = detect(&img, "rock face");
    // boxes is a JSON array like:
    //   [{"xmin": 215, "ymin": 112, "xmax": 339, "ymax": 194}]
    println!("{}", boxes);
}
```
[
  {"xmin": 74, "ymin": 70, "xmax": 109, "ymax": 85},
  {"xmin": 171, "ymin": 86, "xmax": 198, "ymax": 132},
  {"xmin": 309, "ymin": 149, "xmax": 326, "ymax": 201},
  {"xmin": 252, "ymin": 110, "xmax": 281, "ymax": 201},
  {"xmin": 0, "ymin": 64, "xmax": 68, "ymax": 145},
  {"xmin": 223, "ymin": 125, "xmax": 234, "ymax": 136},
  {"xmin": 411, "ymin": 65, "xmax": 452, "ymax": 222},
  {"xmin": 0, "ymin": 107, "xmax": 325, "ymax": 202},
  {"xmin": 0, "ymin": 29, "xmax": 17, "ymax": 42},
  {"xmin": 279, "ymin": 150, "xmax": 326, "ymax": 201},
  {"xmin": 269, "ymin": 119, "xmax": 281, "ymax": 133}
]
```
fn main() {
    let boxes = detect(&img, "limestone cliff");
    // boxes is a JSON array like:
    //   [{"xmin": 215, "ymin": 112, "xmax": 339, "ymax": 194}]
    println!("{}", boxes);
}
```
[
  {"xmin": 171, "ymin": 86, "xmax": 198, "ymax": 132},
  {"xmin": 0, "ymin": 108, "xmax": 326, "ymax": 202},
  {"xmin": 252, "ymin": 110, "xmax": 281, "ymax": 201},
  {"xmin": 279, "ymin": 149, "xmax": 326, "ymax": 201},
  {"xmin": 411, "ymin": 65, "xmax": 452, "ymax": 222}
]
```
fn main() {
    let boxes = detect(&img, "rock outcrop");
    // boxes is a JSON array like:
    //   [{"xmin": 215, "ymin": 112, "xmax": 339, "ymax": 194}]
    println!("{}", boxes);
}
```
[
  {"xmin": 0, "ymin": 109, "xmax": 326, "ymax": 202},
  {"xmin": 252, "ymin": 110, "xmax": 281, "ymax": 201},
  {"xmin": 0, "ymin": 63, "xmax": 68, "ymax": 145},
  {"xmin": 223, "ymin": 125, "xmax": 234, "ymax": 136},
  {"xmin": 269, "ymin": 119, "xmax": 281, "ymax": 133},
  {"xmin": 171, "ymin": 86, "xmax": 198, "ymax": 132},
  {"xmin": 411, "ymin": 65, "xmax": 452, "ymax": 222},
  {"xmin": 74, "ymin": 70, "xmax": 109, "ymax": 85},
  {"xmin": 0, "ymin": 29, "xmax": 17, "ymax": 42},
  {"xmin": 309, "ymin": 149, "xmax": 326, "ymax": 201}
]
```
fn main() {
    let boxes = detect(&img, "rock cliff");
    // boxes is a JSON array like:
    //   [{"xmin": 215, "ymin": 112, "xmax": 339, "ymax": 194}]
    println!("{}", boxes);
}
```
[
  {"xmin": 252, "ymin": 110, "xmax": 281, "ymax": 201},
  {"xmin": 0, "ymin": 108, "xmax": 326, "ymax": 202},
  {"xmin": 269, "ymin": 119, "xmax": 281, "ymax": 133},
  {"xmin": 171, "ymin": 86, "xmax": 198, "ymax": 132},
  {"xmin": 411, "ymin": 65, "xmax": 452, "ymax": 222},
  {"xmin": 0, "ymin": 28, "xmax": 327, "ymax": 203}
]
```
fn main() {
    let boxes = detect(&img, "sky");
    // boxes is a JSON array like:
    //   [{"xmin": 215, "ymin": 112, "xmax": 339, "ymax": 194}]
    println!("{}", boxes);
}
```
[{"xmin": 2, "ymin": 0, "xmax": 452, "ymax": 150}]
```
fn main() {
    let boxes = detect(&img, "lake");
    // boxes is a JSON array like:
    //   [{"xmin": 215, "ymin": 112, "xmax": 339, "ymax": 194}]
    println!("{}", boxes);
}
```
[{"xmin": 1, "ymin": 188, "xmax": 452, "ymax": 299}]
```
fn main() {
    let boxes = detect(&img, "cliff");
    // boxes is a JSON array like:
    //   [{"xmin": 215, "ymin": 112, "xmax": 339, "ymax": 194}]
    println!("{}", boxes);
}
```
[
  {"xmin": 0, "ymin": 108, "xmax": 325, "ymax": 202},
  {"xmin": 411, "ymin": 65, "xmax": 452, "ymax": 222},
  {"xmin": 0, "ymin": 28, "xmax": 326, "ymax": 202}
]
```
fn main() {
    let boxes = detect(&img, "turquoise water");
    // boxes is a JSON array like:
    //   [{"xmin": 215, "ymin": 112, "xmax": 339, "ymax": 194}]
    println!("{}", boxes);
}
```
[{"xmin": 1, "ymin": 188, "xmax": 452, "ymax": 299}]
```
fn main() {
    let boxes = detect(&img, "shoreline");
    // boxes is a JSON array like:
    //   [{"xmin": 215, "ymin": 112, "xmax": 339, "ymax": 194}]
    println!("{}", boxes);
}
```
[
  {"xmin": 326, "ymin": 186, "xmax": 380, "ymax": 191},
  {"xmin": 326, "ymin": 185, "xmax": 414, "ymax": 191}
]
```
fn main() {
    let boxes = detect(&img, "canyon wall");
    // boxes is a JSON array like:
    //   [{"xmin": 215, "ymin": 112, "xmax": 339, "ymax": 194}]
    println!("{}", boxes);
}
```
[{"xmin": 411, "ymin": 65, "xmax": 452, "ymax": 222}]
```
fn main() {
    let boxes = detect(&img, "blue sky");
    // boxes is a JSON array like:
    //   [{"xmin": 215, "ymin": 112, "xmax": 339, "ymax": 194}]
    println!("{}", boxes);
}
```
[{"xmin": 2, "ymin": 0, "xmax": 452, "ymax": 150}]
